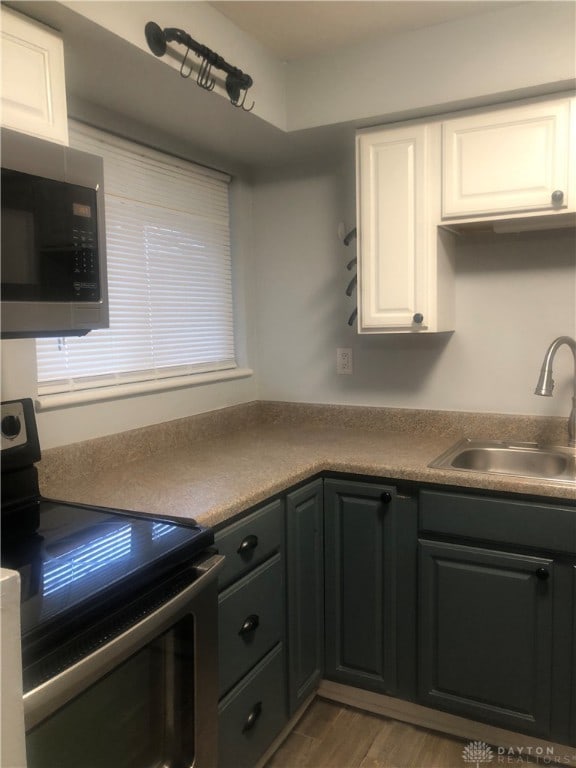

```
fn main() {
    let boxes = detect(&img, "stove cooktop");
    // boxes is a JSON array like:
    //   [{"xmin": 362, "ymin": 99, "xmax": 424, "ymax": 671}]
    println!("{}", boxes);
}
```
[
  {"xmin": 1, "ymin": 399, "xmax": 215, "ymax": 691},
  {"xmin": 2, "ymin": 497, "xmax": 213, "ymax": 640}
]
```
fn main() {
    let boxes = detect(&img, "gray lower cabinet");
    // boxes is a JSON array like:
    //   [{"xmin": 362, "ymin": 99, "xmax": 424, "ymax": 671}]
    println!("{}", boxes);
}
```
[
  {"xmin": 419, "ymin": 539, "xmax": 555, "ymax": 736},
  {"xmin": 323, "ymin": 479, "xmax": 399, "ymax": 695},
  {"xmin": 285, "ymin": 479, "xmax": 324, "ymax": 715},
  {"xmin": 215, "ymin": 480, "xmax": 576, "ymax": 765},
  {"xmin": 215, "ymin": 499, "xmax": 288, "ymax": 768},
  {"xmin": 219, "ymin": 554, "xmax": 284, "ymax": 697},
  {"xmin": 418, "ymin": 489, "xmax": 576, "ymax": 744},
  {"xmin": 218, "ymin": 644, "xmax": 286, "ymax": 768}
]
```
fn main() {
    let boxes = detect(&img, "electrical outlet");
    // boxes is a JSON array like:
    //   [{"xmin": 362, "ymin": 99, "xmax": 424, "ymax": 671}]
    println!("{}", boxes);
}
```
[{"xmin": 336, "ymin": 347, "xmax": 353, "ymax": 375}]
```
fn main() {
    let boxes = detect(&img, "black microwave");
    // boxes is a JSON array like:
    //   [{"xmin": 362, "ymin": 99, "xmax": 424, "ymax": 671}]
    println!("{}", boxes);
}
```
[{"xmin": 1, "ymin": 128, "xmax": 109, "ymax": 338}]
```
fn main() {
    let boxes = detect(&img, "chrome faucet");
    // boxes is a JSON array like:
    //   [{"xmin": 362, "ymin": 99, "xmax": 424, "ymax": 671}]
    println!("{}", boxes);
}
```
[{"xmin": 534, "ymin": 336, "xmax": 576, "ymax": 447}]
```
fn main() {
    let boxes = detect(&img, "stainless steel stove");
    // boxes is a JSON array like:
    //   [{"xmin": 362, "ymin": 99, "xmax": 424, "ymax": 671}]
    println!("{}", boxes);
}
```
[{"xmin": 1, "ymin": 398, "xmax": 223, "ymax": 768}]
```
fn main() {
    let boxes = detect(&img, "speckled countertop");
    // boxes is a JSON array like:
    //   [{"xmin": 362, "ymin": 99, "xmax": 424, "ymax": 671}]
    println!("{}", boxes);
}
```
[{"xmin": 38, "ymin": 402, "xmax": 576, "ymax": 529}]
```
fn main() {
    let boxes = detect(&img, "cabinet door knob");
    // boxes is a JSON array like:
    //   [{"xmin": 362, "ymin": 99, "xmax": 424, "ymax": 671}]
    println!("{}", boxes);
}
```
[
  {"xmin": 237, "ymin": 534, "xmax": 258, "ymax": 555},
  {"xmin": 551, "ymin": 190, "xmax": 564, "ymax": 206},
  {"xmin": 242, "ymin": 702, "xmax": 262, "ymax": 732},
  {"xmin": 239, "ymin": 614, "xmax": 260, "ymax": 636},
  {"xmin": 413, "ymin": 313, "xmax": 424, "ymax": 324},
  {"xmin": 536, "ymin": 567, "xmax": 550, "ymax": 581},
  {"xmin": 381, "ymin": 492, "xmax": 392, "ymax": 504}
]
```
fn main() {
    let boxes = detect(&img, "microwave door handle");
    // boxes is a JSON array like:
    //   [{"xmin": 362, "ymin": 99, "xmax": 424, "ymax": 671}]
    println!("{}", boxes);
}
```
[{"xmin": 23, "ymin": 553, "xmax": 225, "ymax": 730}]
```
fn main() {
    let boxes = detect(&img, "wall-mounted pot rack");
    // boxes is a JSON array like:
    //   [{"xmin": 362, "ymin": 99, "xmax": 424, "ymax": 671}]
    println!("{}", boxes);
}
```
[{"xmin": 144, "ymin": 21, "xmax": 255, "ymax": 112}]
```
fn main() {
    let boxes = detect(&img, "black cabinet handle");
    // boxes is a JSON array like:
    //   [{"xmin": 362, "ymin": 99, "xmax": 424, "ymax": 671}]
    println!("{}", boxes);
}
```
[
  {"xmin": 381, "ymin": 492, "xmax": 392, "ymax": 504},
  {"xmin": 239, "ymin": 614, "xmax": 260, "ymax": 636},
  {"xmin": 237, "ymin": 534, "xmax": 258, "ymax": 555},
  {"xmin": 242, "ymin": 701, "xmax": 262, "ymax": 733},
  {"xmin": 413, "ymin": 313, "xmax": 424, "ymax": 324},
  {"xmin": 536, "ymin": 567, "xmax": 550, "ymax": 581}
]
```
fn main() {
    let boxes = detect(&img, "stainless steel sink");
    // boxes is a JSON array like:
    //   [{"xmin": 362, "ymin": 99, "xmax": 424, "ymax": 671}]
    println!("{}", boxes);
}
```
[{"xmin": 429, "ymin": 439, "xmax": 576, "ymax": 484}]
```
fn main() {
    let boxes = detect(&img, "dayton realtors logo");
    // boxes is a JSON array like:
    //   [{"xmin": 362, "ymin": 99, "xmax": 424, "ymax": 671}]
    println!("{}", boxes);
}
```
[
  {"xmin": 462, "ymin": 741, "xmax": 494, "ymax": 767},
  {"xmin": 462, "ymin": 740, "xmax": 576, "ymax": 766}
]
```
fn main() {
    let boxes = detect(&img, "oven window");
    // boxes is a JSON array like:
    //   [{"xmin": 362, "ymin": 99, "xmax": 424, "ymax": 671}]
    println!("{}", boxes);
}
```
[{"xmin": 26, "ymin": 616, "xmax": 195, "ymax": 768}]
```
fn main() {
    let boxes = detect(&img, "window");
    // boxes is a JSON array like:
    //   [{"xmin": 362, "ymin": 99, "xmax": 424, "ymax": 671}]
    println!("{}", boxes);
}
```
[{"xmin": 36, "ymin": 123, "xmax": 236, "ymax": 402}]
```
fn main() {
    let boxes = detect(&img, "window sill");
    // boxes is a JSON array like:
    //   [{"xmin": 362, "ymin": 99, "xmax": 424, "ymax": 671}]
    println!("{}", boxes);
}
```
[{"xmin": 36, "ymin": 367, "xmax": 254, "ymax": 411}]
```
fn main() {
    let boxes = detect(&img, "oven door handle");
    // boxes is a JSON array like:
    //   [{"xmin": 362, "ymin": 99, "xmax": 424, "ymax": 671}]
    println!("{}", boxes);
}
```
[{"xmin": 24, "ymin": 552, "xmax": 225, "ymax": 731}]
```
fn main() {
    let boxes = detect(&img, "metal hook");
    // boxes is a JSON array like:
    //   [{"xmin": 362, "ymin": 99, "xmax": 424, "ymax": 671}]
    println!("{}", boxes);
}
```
[
  {"xmin": 345, "ymin": 274, "xmax": 357, "ymax": 297},
  {"xmin": 197, "ymin": 57, "xmax": 216, "ymax": 90},
  {"xmin": 179, "ymin": 47, "xmax": 194, "ymax": 78},
  {"xmin": 225, "ymin": 73, "xmax": 255, "ymax": 112},
  {"xmin": 231, "ymin": 88, "xmax": 255, "ymax": 113},
  {"xmin": 343, "ymin": 227, "xmax": 357, "ymax": 246}
]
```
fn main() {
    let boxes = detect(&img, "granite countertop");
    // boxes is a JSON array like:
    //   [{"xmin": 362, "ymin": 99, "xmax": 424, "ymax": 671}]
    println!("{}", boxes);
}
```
[{"xmin": 38, "ymin": 403, "xmax": 576, "ymax": 529}]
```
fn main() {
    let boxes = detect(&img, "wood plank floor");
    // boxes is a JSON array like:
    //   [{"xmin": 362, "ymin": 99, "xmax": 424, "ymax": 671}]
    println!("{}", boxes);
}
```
[{"xmin": 265, "ymin": 698, "xmax": 535, "ymax": 768}]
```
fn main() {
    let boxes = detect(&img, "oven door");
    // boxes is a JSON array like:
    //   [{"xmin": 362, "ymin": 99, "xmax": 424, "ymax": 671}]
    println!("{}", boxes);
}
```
[{"xmin": 24, "ymin": 553, "xmax": 224, "ymax": 768}]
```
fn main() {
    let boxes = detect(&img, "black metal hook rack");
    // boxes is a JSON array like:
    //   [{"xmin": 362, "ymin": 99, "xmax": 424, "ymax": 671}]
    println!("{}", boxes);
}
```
[
  {"xmin": 145, "ymin": 21, "xmax": 255, "ymax": 112},
  {"xmin": 343, "ymin": 227, "xmax": 357, "ymax": 327}
]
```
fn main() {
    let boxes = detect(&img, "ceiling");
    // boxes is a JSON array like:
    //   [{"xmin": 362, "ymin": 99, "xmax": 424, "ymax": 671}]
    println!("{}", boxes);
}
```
[{"xmin": 208, "ymin": 1, "xmax": 520, "ymax": 61}]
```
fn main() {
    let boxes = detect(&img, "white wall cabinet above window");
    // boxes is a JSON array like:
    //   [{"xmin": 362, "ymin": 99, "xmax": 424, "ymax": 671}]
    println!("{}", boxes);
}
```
[
  {"xmin": 356, "ymin": 123, "xmax": 455, "ymax": 334},
  {"xmin": 441, "ymin": 97, "xmax": 575, "ymax": 223},
  {"xmin": 0, "ymin": 6, "xmax": 68, "ymax": 145}
]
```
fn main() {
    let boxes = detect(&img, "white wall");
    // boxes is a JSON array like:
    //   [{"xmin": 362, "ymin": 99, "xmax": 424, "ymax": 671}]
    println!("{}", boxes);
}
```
[
  {"xmin": 286, "ymin": 1, "xmax": 576, "ymax": 131},
  {"xmin": 252, "ymin": 160, "xmax": 576, "ymax": 418},
  {"xmin": 1, "ymin": 172, "xmax": 260, "ymax": 450},
  {"xmin": 51, "ymin": 1, "xmax": 576, "ymax": 134},
  {"xmin": 60, "ymin": 0, "xmax": 288, "ymax": 131}
]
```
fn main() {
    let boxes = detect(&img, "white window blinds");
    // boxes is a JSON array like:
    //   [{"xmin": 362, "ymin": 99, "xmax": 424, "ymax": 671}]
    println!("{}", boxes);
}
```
[{"xmin": 36, "ymin": 123, "xmax": 235, "ymax": 396}]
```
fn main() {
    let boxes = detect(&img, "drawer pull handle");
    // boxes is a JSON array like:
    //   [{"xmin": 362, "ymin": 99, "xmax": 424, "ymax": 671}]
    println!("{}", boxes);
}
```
[
  {"xmin": 536, "ymin": 567, "xmax": 550, "ymax": 581},
  {"xmin": 242, "ymin": 701, "xmax": 262, "ymax": 733},
  {"xmin": 381, "ymin": 492, "xmax": 392, "ymax": 504},
  {"xmin": 237, "ymin": 534, "xmax": 258, "ymax": 555},
  {"xmin": 239, "ymin": 614, "xmax": 260, "ymax": 636}
]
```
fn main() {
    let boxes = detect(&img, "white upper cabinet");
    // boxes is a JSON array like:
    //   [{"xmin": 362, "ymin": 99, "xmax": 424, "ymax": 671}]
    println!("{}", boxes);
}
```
[
  {"xmin": 441, "ymin": 98, "xmax": 575, "ymax": 221},
  {"xmin": 356, "ymin": 122, "xmax": 454, "ymax": 334},
  {"xmin": 1, "ymin": 6, "xmax": 68, "ymax": 145}
]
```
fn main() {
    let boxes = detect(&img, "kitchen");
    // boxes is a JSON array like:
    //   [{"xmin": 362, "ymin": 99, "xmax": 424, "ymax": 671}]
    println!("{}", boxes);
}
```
[{"xmin": 1, "ymin": 1, "xmax": 575, "ymax": 767}]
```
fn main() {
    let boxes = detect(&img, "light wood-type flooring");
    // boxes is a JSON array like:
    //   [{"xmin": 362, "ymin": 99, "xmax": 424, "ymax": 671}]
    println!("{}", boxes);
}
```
[{"xmin": 266, "ymin": 698, "xmax": 535, "ymax": 768}]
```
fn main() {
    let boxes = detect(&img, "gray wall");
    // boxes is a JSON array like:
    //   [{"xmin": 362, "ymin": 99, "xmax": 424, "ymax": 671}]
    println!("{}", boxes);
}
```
[{"xmin": 252, "ymin": 160, "xmax": 576, "ymax": 418}]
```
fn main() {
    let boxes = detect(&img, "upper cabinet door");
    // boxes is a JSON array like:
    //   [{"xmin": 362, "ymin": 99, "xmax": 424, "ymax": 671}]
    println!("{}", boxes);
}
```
[
  {"xmin": 442, "ymin": 98, "xmax": 574, "ymax": 220},
  {"xmin": 1, "ymin": 6, "xmax": 69, "ymax": 145},
  {"xmin": 356, "ymin": 122, "xmax": 455, "ymax": 334},
  {"xmin": 357, "ymin": 124, "xmax": 431, "ymax": 332}
]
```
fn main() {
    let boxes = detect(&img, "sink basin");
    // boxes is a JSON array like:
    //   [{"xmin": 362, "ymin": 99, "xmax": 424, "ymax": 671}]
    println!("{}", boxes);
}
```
[{"xmin": 429, "ymin": 439, "xmax": 576, "ymax": 484}]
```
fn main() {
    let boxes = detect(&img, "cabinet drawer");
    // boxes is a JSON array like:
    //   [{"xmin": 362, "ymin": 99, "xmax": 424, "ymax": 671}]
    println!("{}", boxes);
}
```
[
  {"xmin": 215, "ymin": 499, "xmax": 283, "ymax": 589},
  {"xmin": 218, "ymin": 643, "xmax": 287, "ymax": 768},
  {"xmin": 420, "ymin": 490, "xmax": 576, "ymax": 553},
  {"xmin": 219, "ymin": 554, "xmax": 284, "ymax": 697}
]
